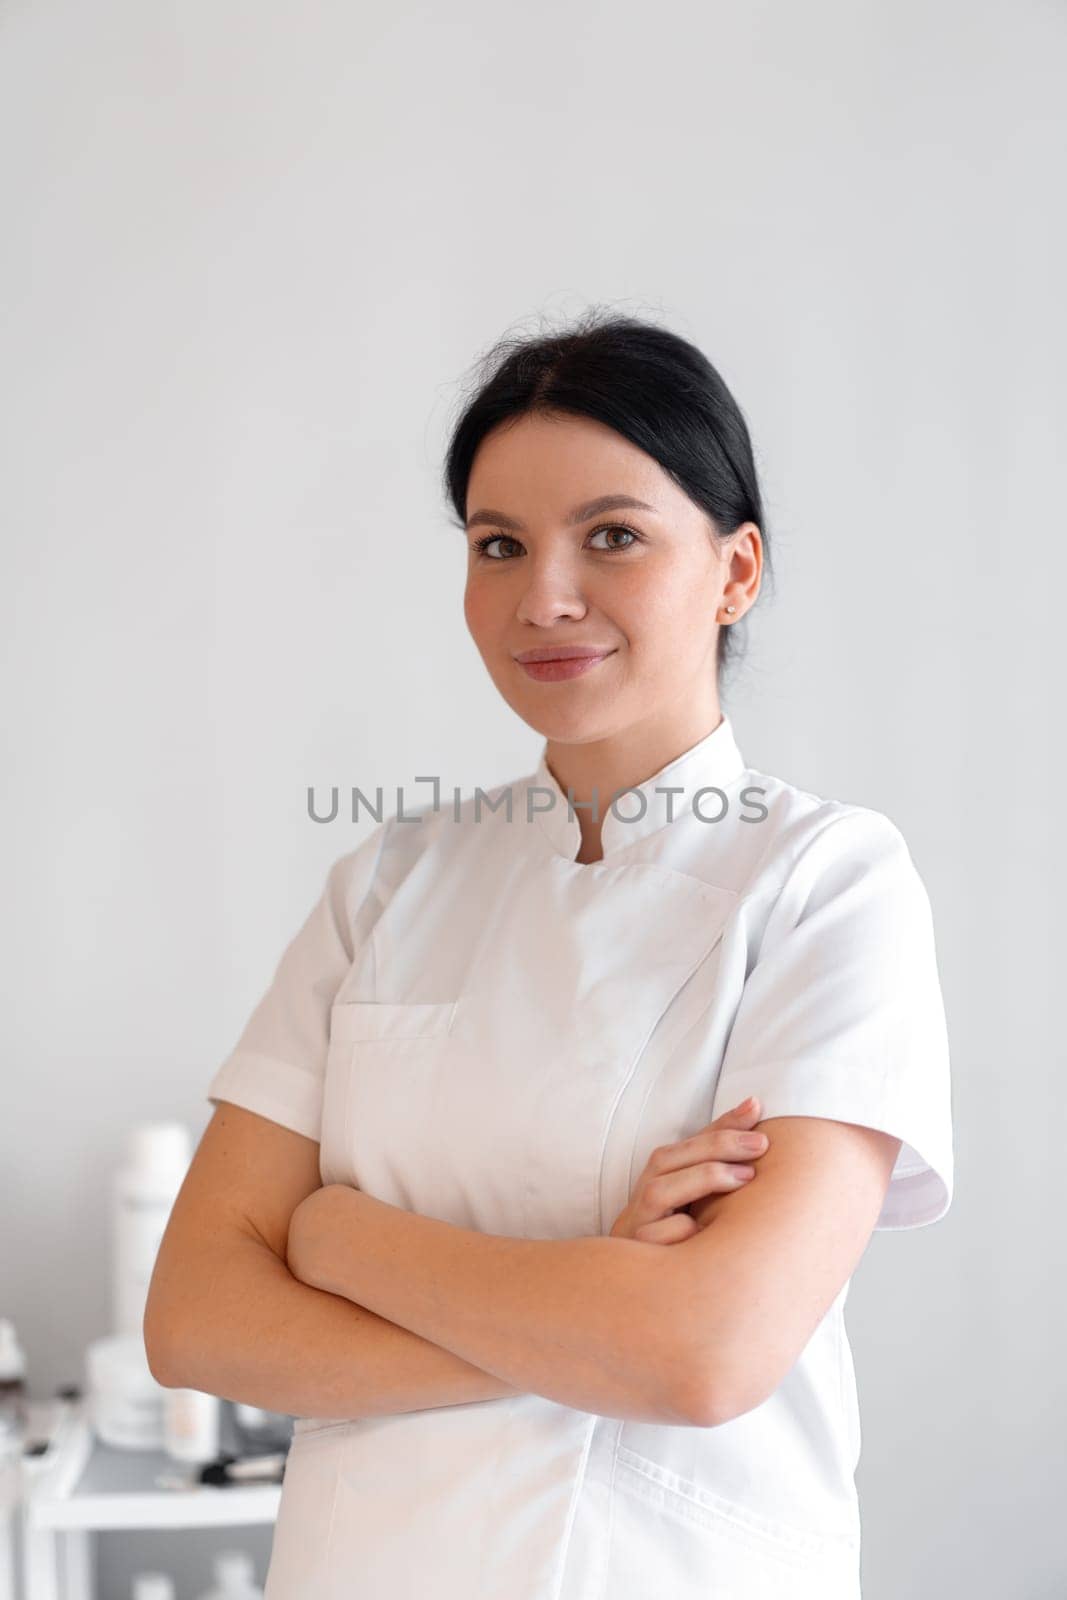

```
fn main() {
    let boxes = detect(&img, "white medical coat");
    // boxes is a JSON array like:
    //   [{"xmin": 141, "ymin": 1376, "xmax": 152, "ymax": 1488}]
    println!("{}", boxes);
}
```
[{"xmin": 206, "ymin": 713, "xmax": 954, "ymax": 1600}]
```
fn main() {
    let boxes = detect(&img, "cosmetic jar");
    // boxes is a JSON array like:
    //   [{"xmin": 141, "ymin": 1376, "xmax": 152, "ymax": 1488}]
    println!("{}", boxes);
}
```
[{"xmin": 86, "ymin": 1335, "xmax": 165, "ymax": 1450}]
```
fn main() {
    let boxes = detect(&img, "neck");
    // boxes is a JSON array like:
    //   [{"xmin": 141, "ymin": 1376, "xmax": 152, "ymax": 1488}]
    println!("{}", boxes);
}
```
[{"xmin": 543, "ymin": 698, "xmax": 725, "ymax": 862}]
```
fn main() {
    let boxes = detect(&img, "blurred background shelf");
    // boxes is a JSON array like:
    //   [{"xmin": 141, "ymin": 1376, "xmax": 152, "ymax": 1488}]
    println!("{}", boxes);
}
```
[{"xmin": 18, "ymin": 1407, "xmax": 280, "ymax": 1599}]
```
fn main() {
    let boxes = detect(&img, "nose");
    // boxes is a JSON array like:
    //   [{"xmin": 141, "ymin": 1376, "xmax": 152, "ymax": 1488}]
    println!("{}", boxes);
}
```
[{"xmin": 514, "ymin": 553, "xmax": 588, "ymax": 627}]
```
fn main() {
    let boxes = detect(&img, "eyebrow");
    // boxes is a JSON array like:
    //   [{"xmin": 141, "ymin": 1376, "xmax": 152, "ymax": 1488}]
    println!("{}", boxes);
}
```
[{"xmin": 465, "ymin": 493, "xmax": 659, "ymax": 533}]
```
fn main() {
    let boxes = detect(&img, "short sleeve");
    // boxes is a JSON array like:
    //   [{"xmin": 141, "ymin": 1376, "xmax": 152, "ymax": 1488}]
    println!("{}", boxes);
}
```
[
  {"xmin": 205, "ymin": 822, "xmax": 390, "ymax": 1140},
  {"xmin": 713, "ymin": 809, "xmax": 954, "ymax": 1230}
]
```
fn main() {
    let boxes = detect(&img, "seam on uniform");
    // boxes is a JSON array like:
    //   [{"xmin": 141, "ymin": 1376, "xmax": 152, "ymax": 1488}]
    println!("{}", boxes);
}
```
[
  {"xmin": 217, "ymin": 1047, "xmax": 321, "ymax": 1081},
  {"xmin": 593, "ymin": 888, "xmax": 737, "ymax": 1234},
  {"xmin": 550, "ymin": 1414, "xmax": 598, "ymax": 1600},
  {"xmin": 613, "ymin": 1444, "xmax": 860, "ymax": 1559},
  {"xmin": 753, "ymin": 802, "xmax": 901, "ymax": 952},
  {"xmin": 597, "ymin": 1419, "xmax": 625, "ymax": 1600},
  {"xmin": 835, "ymin": 1302, "xmax": 849, "ymax": 1463},
  {"xmin": 318, "ymin": 1435, "xmax": 346, "ymax": 1586},
  {"xmin": 354, "ymin": 815, "xmax": 394, "ymax": 993},
  {"xmin": 368, "ymin": 920, "xmax": 380, "ymax": 999}
]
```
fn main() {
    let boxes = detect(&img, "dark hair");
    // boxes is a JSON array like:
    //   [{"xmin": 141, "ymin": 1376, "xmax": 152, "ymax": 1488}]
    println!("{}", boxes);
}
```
[{"xmin": 442, "ymin": 306, "xmax": 771, "ymax": 682}]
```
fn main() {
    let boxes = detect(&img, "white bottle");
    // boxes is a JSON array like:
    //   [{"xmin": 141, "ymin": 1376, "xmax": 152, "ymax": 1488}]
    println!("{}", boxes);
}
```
[
  {"xmin": 163, "ymin": 1385, "xmax": 220, "ymax": 1462},
  {"xmin": 113, "ymin": 1123, "xmax": 192, "ymax": 1339},
  {"xmin": 132, "ymin": 1574, "xmax": 175, "ymax": 1600},
  {"xmin": 0, "ymin": 1324, "xmax": 27, "ymax": 1600},
  {"xmin": 195, "ymin": 1549, "xmax": 264, "ymax": 1599},
  {"xmin": 86, "ymin": 1334, "xmax": 166, "ymax": 1450},
  {"xmin": 0, "ymin": 1319, "xmax": 28, "ymax": 1437}
]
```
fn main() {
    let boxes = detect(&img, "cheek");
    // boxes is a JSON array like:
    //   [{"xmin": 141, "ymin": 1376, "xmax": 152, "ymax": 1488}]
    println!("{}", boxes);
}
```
[
  {"xmin": 616, "ymin": 566, "xmax": 714, "ymax": 644},
  {"xmin": 463, "ymin": 580, "xmax": 497, "ymax": 642}
]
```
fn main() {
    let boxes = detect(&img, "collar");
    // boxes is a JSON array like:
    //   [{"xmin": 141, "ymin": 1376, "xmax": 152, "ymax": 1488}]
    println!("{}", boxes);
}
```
[{"xmin": 529, "ymin": 712, "xmax": 746, "ymax": 861}]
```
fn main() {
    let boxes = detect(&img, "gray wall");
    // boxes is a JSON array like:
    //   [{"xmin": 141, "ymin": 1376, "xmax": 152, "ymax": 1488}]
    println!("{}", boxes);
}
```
[{"xmin": 2, "ymin": 2, "xmax": 1064, "ymax": 1596}]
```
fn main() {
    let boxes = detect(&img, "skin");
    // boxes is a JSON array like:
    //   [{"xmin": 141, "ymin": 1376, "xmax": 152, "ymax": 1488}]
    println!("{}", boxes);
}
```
[
  {"xmin": 461, "ymin": 409, "xmax": 763, "ymax": 862},
  {"xmin": 284, "ymin": 409, "xmax": 901, "ymax": 1427}
]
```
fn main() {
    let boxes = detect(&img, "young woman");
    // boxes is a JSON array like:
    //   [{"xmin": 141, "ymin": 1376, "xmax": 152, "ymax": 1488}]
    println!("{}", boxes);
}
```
[{"xmin": 146, "ymin": 311, "xmax": 954, "ymax": 1599}]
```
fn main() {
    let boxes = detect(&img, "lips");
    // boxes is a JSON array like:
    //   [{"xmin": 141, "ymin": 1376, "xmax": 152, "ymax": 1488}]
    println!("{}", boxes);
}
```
[
  {"xmin": 514, "ymin": 649, "xmax": 616, "ymax": 682},
  {"xmin": 513, "ymin": 646, "xmax": 614, "ymax": 663}
]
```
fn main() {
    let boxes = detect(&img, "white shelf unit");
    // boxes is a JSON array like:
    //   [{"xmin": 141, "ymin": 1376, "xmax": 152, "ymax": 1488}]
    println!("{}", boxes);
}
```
[{"xmin": 18, "ymin": 1411, "xmax": 280, "ymax": 1600}]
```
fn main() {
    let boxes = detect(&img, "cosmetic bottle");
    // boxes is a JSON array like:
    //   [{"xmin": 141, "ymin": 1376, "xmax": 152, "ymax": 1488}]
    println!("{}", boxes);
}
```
[
  {"xmin": 164, "ymin": 1386, "xmax": 220, "ymax": 1462},
  {"xmin": 86, "ymin": 1335, "xmax": 165, "ymax": 1450},
  {"xmin": 194, "ymin": 1549, "xmax": 264, "ymax": 1599},
  {"xmin": 113, "ymin": 1122, "xmax": 192, "ymax": 1339},
  {"xmin": 0, "ymin": 1321, "xmax": 27, "ymax": 1600},
  {"xmin": 132, "ymin": 1574, "xmax": 175, "ymax": 1600},
  {"xmin": 0, "ymin": 1321, "xmax": 28, "ymax": 1437}
]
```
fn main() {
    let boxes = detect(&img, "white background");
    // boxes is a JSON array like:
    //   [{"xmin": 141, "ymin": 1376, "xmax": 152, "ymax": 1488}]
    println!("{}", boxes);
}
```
[{"xmin": 2, "ymin": 1, "xmax": 1064, "ymax": 1595}]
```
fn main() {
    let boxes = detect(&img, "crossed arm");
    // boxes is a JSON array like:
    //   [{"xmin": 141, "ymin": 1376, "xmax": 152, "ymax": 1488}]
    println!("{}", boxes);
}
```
[{"xmin": 284, "ymin": 1115, "xmax": 901, "ymax": 1428}]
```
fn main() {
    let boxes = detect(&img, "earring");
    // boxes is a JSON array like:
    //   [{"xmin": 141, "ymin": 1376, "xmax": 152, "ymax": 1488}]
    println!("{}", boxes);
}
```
[{"xmin": 724, "ymin": 605, "xmax": 736, "ymax": 615}]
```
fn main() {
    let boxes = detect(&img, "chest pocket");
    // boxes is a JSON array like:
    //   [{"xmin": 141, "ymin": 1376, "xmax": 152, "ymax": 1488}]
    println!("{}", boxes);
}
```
[{"xmin": 320, "ymin": 999, "xmax": 460, "ymax": 1193}]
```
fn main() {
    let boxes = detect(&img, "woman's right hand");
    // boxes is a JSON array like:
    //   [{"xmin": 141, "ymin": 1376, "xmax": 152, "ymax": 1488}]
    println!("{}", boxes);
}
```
[{"xmin": 609, "ymin": 1097, "xmax": 769, "ymax": 1245}]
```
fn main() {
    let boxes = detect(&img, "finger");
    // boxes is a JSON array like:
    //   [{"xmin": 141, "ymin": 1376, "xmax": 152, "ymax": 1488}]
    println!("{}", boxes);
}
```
[
  {"xmin": 645, "ymin": 1111, "xmax": 766, "ymax": 1180},
  {"xmin": 634, "ymin": 1212, "xmax": 701, "ymax": 1245},
  {"xmin": 653, "ymin": 1160, "xmax": 756, "ymax": 1212},
  {"xmin": 657, "ymin": 1103, "xmax": 763, "ymax": 1175},
  {"xmin": 706, "ymin": 1126, "xmax": 769, "ymax": 1161},
  {"xmin": 630, "ymin": 1160, "xmax": 755, "ymax": 1228},
  {"xmin": 712, "ymin": 1095, "xmax": 763, "ymax": 1127}
]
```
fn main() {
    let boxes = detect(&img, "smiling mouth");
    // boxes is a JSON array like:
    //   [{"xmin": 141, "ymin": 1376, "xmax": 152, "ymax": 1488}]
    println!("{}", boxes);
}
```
[
  {"xmin": 515, "ymin": 649, "xmax": 616, "ymax": 682},
  {"xmin": 512, "ymin": 645, "xmax": 615, "ymax": 663}
]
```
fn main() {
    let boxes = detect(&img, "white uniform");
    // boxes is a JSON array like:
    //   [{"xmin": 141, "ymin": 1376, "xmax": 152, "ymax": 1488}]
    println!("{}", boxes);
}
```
[{"xmin": 206, "ymin": 713, "xmax": 954, "ymax": 1600}]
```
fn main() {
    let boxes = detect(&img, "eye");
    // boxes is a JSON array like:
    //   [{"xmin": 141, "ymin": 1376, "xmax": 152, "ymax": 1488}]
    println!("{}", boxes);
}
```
[
  {"xmin": 468, "ymin": 523, "xmax": 642, "ymax": 560},
  {"xmin": 470, "ymin": 533, "xmax": 522, "ymax": 560},
  {"xmin": 587, "ymin": 522, "xmax": 641, "ymax": 551}
]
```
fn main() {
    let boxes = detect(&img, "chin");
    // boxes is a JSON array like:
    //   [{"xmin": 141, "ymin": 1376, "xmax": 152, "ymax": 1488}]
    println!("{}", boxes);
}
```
[{"xmin": 514, "ymin": 699, "xmax": 624, "ymax": 746}]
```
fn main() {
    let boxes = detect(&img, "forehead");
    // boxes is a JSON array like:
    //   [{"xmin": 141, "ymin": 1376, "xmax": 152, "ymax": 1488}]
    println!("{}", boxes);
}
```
[{"xmin": 466, "ymin": 411, "xmax": 684, "ymax": 523}]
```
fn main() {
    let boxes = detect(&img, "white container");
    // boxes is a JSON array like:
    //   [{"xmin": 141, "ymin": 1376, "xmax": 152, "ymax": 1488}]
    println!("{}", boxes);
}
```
[
  {"xmin": 0, "ymin": 1323, "xmax": 25, "ymax": 1600},
  {"xmin": 164, "ymin": 1386, "xmax": 220, "ymax": 1462},
  {"xmin": 0, "ymin": 1319, "xmax": 28, "ymax": 1439},
  {"xmin": 86, "ymin": 1335, "xmax": 165, "ymax": 1450},
  {"xmin": 195, "ymin": 1549, "xmax": 264, "ymax": 1599},
  {"xmin": 132, "ymin": 1575, "xmax": 175, "ymax": 1600},
  {"xmin": 113, "ymin": 1122, "xmax": 192, "ymax": 1340}
]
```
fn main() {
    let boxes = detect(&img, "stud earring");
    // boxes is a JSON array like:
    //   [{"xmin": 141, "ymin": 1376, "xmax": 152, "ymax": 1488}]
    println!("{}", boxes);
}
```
[{"xmin": 724, "ymin": 605, "xmax": 736, "ymax": 615}]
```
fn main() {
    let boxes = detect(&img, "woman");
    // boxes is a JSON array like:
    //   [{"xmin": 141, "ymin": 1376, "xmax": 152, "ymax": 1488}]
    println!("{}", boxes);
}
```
[{"xmin": 146, "ymin": 311, "xmax": 954, "ymax": 1599}]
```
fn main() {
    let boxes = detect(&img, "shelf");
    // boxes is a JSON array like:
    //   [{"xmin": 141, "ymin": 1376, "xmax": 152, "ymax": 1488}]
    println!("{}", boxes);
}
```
[{"xmin": 22, "ymin": 1409, "xmax": 282, "ymax": 1532}]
